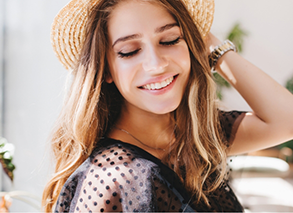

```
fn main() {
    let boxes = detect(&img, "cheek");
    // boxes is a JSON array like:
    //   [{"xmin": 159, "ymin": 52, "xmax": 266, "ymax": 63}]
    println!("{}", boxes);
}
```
[
  {"xmin": 179, "ymin": 45, "xmax": 191, "ymax": 72},
  {"xmin": 169, "ymin": 43, "xmax": 191, "ymax": 73},
  {"xmin": 110, "ymin": 60, "xmax": 137, "ymax": 94}
]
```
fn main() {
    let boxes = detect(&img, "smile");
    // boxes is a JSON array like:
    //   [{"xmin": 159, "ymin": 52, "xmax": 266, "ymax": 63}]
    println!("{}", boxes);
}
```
[{"xmin": 141, "ymin": 76, "xmax": 175, "ymax": 90}]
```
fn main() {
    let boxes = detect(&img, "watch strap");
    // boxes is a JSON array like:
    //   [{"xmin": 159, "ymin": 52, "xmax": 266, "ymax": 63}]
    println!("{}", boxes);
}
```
[{"xmin": 209, "ymin": 40, "xmax": 237, "ymax": 72}]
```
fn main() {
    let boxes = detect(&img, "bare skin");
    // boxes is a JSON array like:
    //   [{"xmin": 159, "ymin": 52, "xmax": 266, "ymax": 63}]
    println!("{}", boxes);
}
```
[
  {"xmin": 206, "ymin": 33, "xmax": 293, "ymax": 156},
  {"xmin": 108, "ymin": 1, "xmax": 293, "ymax": 159},
  {"xmin": 110, "ymin": 32, "xmax": 293, "ymax": 159},
  {"xmin": 107, "ymin": 1, "xmax": 185, "ymax": 159},
  {"xmin": 109, "ymin": 103, "xmax": 175, "ymax": 159}
]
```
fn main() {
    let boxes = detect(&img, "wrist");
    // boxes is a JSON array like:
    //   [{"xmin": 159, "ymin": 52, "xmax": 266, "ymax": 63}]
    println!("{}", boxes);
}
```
[
  {"xmin": 205, "ymin": 32, "xmax": 222, "ymax": 53},
  {"xmin": 208, "ymin": 40, "xmax": 237, "ymax": 72}
]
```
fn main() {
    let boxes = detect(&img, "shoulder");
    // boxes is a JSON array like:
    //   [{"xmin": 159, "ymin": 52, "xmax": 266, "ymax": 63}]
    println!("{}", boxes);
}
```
[
  {"xmin": 86, "ymin": 140, "xmax": 157, "ymax": 188},
  {"xmin": 55, "ymin": 138, "xmax": 158, "ymax": 212},
  {"xmin": 89, "ymin": 138, "xmax": 158, "ymax": 176}
]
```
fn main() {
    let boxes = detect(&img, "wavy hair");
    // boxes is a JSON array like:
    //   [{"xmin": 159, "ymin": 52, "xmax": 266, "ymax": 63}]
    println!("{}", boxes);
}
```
[{"xmin": 42, "ymin": 0, "xmax": 227, "ymax": 211}]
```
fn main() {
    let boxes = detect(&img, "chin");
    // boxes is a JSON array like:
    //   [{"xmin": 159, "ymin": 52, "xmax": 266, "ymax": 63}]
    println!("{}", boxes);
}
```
[{"xmin": 146, "ymin": 102, "xmax": 180, "ymax": 115}]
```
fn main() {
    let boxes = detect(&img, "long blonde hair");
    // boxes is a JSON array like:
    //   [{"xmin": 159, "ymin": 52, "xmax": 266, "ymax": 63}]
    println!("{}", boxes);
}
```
[{"xmin": 42, "ymin": 0, "xmax": 227, "ymax": 211}]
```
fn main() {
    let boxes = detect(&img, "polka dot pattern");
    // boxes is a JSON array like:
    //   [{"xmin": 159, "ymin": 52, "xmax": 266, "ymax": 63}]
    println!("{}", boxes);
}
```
[
  {"xmin": 54, "ymin": 111, "xmax": 245, "ymax": 212},
  {"xmin": 219, "ymin": 110, "xmax": 246, "ymax": 147}
]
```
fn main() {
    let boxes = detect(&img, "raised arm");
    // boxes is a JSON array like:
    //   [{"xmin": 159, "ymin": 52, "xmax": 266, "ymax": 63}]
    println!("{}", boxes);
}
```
[{"xmin": 207, "ymin": 33, "xmax": 293, "ymax": 155}]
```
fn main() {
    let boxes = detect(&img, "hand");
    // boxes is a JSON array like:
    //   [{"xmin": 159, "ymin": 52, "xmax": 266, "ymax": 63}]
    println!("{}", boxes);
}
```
[{"xmin": 205, "ymin": 32, "xmax": 222, "ymax": 54}]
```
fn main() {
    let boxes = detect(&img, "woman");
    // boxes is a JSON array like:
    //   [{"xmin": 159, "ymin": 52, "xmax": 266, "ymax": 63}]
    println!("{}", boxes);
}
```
[{"xmin": 43, "ymin": 0, "xmax": 293, "ymax": 212}]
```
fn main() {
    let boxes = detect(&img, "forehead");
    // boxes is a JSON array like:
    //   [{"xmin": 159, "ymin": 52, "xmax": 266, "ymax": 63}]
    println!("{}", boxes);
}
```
[{"xmin": 107, "ymin": 0, "xmax": 176, "ymax": 42}]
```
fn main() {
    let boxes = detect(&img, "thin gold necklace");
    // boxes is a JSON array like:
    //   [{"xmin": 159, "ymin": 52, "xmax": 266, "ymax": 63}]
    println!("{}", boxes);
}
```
[{"xmin": 114, "ymin": 126, "xmax": 170, "ymax": 151}]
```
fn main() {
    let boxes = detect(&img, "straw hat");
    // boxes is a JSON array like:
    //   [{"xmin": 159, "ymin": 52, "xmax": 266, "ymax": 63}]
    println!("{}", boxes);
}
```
[{"xmin": 51, "ymin": 0, "xmax": 215, "ymax": 70}]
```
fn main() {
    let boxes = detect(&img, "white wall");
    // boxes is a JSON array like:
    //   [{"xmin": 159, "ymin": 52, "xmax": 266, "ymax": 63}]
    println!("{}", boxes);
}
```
[
  {"xmin": 0, "ymin": 0, "xmax": 5, "ymax": 194},
  {"xmin": 212, "ymin": 0, "xmax": 293, "ymax": 110},
  {"xmin": 0, "ymin": 0, "xmax": 4, "ymax": 137},
  {"xmin": 1, "ymin": 0, "xmax": 293, "ymax": 211},
  {"xmin": 3, "ymin": 0, "xmax": 68, "ymax": 211}
]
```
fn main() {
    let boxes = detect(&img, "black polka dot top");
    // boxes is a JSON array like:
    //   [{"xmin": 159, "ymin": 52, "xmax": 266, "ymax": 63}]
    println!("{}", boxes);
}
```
[{"xmin": 54, "ymin": 111, "xmax": 245, "ymax": 212}]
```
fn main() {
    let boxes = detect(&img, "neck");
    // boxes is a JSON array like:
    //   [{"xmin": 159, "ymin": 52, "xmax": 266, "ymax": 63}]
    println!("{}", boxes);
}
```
[{"xmin": 108, "ymin": 103, "xmax": 176, "ymax": 153}]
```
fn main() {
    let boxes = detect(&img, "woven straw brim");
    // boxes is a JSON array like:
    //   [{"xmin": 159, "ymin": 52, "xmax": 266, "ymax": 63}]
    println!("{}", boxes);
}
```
[{"xmin": 51, "ymin": 0, "xmax": 215, "ymax": 70}]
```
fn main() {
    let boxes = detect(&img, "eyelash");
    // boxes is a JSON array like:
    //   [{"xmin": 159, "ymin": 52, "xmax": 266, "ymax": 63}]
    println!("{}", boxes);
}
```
[
  {"xmin": 118, "ymin": 49, "xmax": 141, "ymax": 58},
  {"xmin": 118, "ymin": 36, "xmax": 181, "ymax": 58},
  {"xmin": 160, "ymin": 36, "xmax": 181, "ymax": 46}
]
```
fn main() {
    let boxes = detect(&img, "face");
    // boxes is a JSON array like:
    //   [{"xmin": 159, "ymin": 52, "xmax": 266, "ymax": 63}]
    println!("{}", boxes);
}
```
[{"xmin": 107, "ymin": 0, "xmax": 190, "ymax": 115}]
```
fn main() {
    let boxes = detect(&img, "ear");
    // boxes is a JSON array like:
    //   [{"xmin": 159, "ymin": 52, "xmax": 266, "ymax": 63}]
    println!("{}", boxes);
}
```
[{"xmin": 105, "ymin": 72, "xmax": 113, "ymax": 84}]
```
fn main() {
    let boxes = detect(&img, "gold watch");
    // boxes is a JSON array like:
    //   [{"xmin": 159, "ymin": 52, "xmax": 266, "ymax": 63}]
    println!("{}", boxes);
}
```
[{"xmin": 209, "ymin": 40, "xmax": 237, "ymax": 72}]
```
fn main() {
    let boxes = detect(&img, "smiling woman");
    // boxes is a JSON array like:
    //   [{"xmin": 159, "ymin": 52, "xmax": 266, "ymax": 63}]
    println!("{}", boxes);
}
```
[
  {"xmin": 106, "ymin": 1, "xmax": 190, "ymax": 115},
  {"xmin": 43, "ymin": 0, "xmax": 293, "ymax": 212}
]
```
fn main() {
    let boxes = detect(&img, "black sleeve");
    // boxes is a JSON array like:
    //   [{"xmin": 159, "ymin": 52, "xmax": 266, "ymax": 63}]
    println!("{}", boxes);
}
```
[{"xmin": 219, "ymin": 110, "xmax": 246, "ymax": 147}]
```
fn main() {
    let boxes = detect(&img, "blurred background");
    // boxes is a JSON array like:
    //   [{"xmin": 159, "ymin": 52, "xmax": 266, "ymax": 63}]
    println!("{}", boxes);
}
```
[{"xmin": 0, "ymin": 0, "xmax": 292, "ymax": 211}]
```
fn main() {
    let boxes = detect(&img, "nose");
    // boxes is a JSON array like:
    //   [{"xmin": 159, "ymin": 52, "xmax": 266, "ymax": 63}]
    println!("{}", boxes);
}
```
[{"xmin": 142, "ymin": 45, "xmax": 169, "ymax": 73}]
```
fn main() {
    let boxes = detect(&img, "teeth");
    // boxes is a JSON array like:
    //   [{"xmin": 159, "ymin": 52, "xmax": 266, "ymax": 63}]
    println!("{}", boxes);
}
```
[
  {"xmin": 161, "ymin": 81, "xmax": 167, "ymax": 88},
  {"xmin": 142, "ymin": 76, "xmax": 174, "ymax": 90},
  {"xmin": 155, "ymin": 83, "xmax": 160, "ymax": 89}
]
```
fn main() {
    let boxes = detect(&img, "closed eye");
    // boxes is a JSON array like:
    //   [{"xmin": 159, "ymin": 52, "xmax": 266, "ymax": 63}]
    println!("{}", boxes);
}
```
[
  {"xmin": 160, "ymin": 36, "xmax": 181, "ymax": 46},
  {"xmin": 117, "ymin": 36, "xmax": 181, "ymax": 58},
  {"xmin": 118, "ymin": 49, "xmax": 141, "ymax": 58}
]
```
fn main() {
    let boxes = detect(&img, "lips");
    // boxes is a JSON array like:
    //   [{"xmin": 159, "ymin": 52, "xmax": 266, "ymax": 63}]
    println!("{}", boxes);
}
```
[{"xmin": 139, "ymin": 75, "xmax": 178, "ymax": 90}]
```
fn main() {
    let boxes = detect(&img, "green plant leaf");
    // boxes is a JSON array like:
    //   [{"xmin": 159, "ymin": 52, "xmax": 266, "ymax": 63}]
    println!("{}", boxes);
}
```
[
  {"xmin": 216, "ymin": 89, "xmax": 223, "ymax": 100},
  {"xmin": 285, "ymin": 75, "xmax": 293, "ymax": 94},
  {"xmin": 227, "ymin": 23, "xmax": 248, "ymax": 53},
  {"xmin": 0, "ymin": 137, "xmax": 15, "ymax": 181},
  {"xmin": 213, "ymin": 72, "xmax": 231, "ymax": 88}
]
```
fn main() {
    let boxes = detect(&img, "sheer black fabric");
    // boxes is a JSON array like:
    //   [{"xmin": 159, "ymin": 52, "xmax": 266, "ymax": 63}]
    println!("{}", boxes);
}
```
[{"xmin": 55, "ymin": 111, "xmax": 245, "ymax": 212}]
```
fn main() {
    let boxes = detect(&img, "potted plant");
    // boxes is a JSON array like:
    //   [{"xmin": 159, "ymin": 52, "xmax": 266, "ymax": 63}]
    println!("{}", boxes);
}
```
[{"xmin": 0, "ymin": 137, "xmax": 15, "ymax": 181}]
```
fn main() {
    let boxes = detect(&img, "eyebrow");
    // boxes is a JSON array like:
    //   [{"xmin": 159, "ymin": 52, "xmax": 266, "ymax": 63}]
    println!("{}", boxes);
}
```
[
  {"xmin": 112, "ymin": 22, "xmax": 179, "ymax": 48},
  {"xmin": 155, "ymin": 22, "xmax": 179, "ymax": 33}
]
